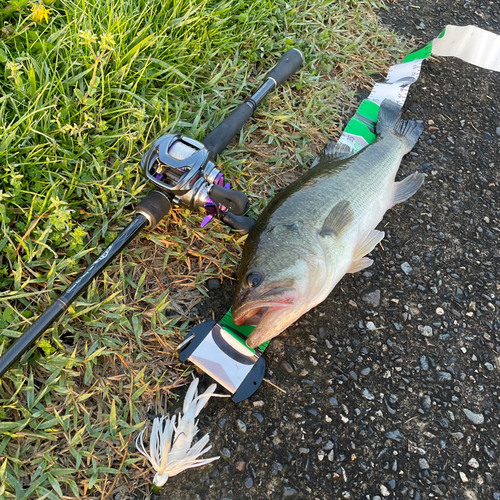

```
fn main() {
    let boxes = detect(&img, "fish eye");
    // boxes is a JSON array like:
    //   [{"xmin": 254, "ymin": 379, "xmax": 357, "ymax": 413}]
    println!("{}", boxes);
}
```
[{"xmin": 246, "ymin": 271, "xmax": 263, "ymax": 288}]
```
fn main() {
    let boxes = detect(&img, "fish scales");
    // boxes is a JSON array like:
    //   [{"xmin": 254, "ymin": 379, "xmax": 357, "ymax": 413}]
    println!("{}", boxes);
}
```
[{"xmin": 233, "ymin": 100, "xmax": 425, "ymax": 348}]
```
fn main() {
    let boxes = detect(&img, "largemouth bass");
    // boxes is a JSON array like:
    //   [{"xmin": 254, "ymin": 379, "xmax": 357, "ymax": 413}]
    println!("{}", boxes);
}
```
[{"xmin": 232, "ymin": 99, "xmax": 425, "ymax": 348}]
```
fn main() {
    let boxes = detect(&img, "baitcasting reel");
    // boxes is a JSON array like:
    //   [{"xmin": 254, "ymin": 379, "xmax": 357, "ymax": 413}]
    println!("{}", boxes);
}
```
[
  {"xmin": 141, "ymin": 133, "xmax": 251, "ymax": 230},
  {"xmin": 0, "ymin": 48, "xmax": 304, "ymax": 378}
]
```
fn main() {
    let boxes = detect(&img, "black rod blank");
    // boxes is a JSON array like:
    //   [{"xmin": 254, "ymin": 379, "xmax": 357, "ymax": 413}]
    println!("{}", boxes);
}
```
[{"xmin": 0, "ymin": 214, "xmax": 149, "ymax": 377}]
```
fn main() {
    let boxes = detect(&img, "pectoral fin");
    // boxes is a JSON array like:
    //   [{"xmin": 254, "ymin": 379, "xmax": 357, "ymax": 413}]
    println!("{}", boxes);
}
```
[
  {"xmin": 320, "ymin": 200, "xmax": 355, "ymax": 238},
  {"xmin": 353, "ymin": 229, "xmax": 385, "ymax": 260},
  {"xmin": 392, "ymin": 172, "xmax": 425, "ymax": 205}
]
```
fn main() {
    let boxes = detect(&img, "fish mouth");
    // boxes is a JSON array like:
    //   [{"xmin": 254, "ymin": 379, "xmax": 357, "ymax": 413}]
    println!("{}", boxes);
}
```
[
  {"xmin": 233, "ymin": 302, "xmax": 288, "ymax": 326},
  {"xmin": 233, "ymin": 287, "xmax": 297, "ymax": 325},
  {"xmin": 232, "ymin": 287, "xmax": 299, "ymax": 347}
]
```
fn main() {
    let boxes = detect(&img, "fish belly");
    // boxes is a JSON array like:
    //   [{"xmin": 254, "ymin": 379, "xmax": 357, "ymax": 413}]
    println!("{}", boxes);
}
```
[{"xmin": 317, "ymin": 139, "xmax": 407, "ymax": 294}]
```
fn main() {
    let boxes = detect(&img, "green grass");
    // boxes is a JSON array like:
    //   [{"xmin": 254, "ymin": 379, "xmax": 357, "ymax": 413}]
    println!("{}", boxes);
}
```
[{"xmin": 0, "ymin": 0, "xmax": 411, "ymax": 497}]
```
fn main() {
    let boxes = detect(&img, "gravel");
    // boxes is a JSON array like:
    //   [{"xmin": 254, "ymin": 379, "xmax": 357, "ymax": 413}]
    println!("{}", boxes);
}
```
[
  {"xmin": 400, "ymin": 262, "xmax": 413, "ymax": 275},
  {"xmin": 236, "ymin": 419, "xmax": 247, "ymax": 432},
  {"xmin": 283, "ymin": 486, "xmax": 299, "ymax": 498},
  {"xmin": 462, "ymin": 408, "xmax": 485, "ymax": 425},
  {"xmin": 362, "ymin": 289, "xmax": 381, "ymax": 307}
]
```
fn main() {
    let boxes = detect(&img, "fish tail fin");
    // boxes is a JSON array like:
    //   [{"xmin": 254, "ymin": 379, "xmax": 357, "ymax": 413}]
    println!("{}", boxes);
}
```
[{"xmin": 376, "ymin": 99, "xmax": 423, "ymax": 152}]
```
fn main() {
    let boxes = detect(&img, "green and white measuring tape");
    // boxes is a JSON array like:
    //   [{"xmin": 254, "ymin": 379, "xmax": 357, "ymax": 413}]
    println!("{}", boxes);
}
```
[{"xmin": 340, "ymin": 24, "xmax": 500, "ymax": 154}]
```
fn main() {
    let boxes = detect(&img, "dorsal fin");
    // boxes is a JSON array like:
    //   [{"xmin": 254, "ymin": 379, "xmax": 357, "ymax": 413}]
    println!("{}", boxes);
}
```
[
  {"xmin": 320, "ymin": 200, "xmax": 354, "ymax": 238},
  {"xmin": 311, "ymin": 141, "xmax": 353, "ymax": 168}
]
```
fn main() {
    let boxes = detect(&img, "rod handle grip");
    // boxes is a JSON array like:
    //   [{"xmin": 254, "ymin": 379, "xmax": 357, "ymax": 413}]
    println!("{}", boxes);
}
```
[
  {"xmin": 201, "ymin": 102, "xmax": 254, "ymax": 157},
  {"xmin": 266, "ymin": 48, "xmax": 304, "ymax": 87},
  {"xmin": 201, "ymin": 49, "xmax": 303, "ymax": 157}
]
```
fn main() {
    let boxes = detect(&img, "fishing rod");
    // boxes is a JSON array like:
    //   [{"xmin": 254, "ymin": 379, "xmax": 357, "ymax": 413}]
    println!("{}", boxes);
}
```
[{"xmin": 0, "ymin": 48, "xmax": 304, "ymax": 378}]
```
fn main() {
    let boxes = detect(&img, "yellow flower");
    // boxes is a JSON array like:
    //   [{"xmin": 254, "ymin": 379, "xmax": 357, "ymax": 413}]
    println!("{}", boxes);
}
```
[
  {"xmin": 79, "ymin": 30, "xmax": 98, "ymax": 47},
  {"xmin": 31, "ymin": 4, "xmax": 52, "ymax": 23},
  {"xmin": 99, "ymin": 33, "xmax": 115, "ymax": 53}
]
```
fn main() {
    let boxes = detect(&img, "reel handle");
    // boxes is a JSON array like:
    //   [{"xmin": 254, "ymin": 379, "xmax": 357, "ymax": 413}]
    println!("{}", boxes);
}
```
[
  {"xmin": 202, "ymin": 48, "xmax": 304, "ymax": 156},
  {"xmin": 209, "ymin": 184, "xmax": 249, "ymax": 216},
  {"xmin": 220, "ymin": 211, "xmax": 255, "ymax": 234}
]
